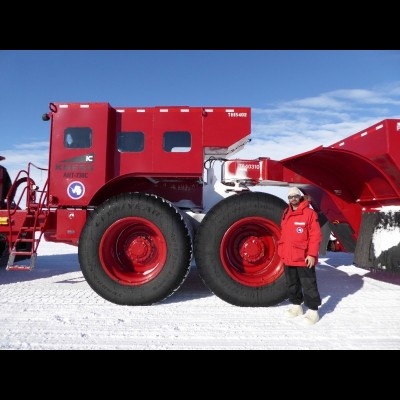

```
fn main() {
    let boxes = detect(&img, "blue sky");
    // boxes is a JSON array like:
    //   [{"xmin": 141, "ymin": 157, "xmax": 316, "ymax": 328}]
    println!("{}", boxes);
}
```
[{"xmin": 1, "ymin": 50, "xmax": 400, "ymax": 190}]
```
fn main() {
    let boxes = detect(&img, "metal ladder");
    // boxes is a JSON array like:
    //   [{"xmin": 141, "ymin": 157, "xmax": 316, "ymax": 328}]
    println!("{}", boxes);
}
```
[
  {"xmin": 6, "ymin": 164, "xmax": 48, "ymax": 271},
  {"xmin": 6, "ymin": 205, "xmax": 43, "ymax": 271}
]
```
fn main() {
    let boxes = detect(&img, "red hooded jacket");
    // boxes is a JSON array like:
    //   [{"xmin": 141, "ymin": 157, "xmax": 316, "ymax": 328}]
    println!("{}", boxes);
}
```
[{"xmin": 277, "ymin": 199, "xmax": 322, "ymax": 267}]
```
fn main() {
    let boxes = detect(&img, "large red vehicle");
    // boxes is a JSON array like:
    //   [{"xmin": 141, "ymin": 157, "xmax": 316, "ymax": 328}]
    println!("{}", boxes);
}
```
[{"xmin": 1, "ymin": 102, "xmax": 399, "ymax": 307}]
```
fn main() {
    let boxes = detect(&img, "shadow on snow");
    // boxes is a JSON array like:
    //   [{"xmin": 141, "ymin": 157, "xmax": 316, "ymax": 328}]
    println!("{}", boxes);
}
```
[{"xmin": 1, "ymin": 251, "xmax": 399, "ymax": 308}]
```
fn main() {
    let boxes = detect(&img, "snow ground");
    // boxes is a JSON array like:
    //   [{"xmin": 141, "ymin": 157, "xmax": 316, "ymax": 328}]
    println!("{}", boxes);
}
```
[{"xmin": 1, "ymin": 241, "xmax": 399, "ymax": 350}]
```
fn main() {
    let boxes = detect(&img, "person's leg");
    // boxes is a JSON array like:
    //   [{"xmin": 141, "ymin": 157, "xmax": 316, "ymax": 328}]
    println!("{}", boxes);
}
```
[
  {"xmin": 284, "ymin": 266, "xmax": 303, "ymax": 304},
  {"xmin": 297, "ymin": 267, "xmax": 321, "ymax": 310}
]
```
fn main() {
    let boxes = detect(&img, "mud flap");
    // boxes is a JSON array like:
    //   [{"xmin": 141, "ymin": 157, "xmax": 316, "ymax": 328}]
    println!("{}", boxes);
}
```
[
  {"xmin": 354, "ymin": 211, "xmax": 400, "ymax": 273},
  {"xmin": 318, "ymin": 212, "xmax": 330, "ymax": 256},
  {"xmin": 330, "ymin": 222, "xmax": 356, "ymax": 253}
]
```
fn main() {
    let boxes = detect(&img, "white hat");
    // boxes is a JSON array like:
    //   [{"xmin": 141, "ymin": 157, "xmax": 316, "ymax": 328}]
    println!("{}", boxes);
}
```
[{"xmin": 288, "ymin": 187, "xmax": 302, "ymax": 196}]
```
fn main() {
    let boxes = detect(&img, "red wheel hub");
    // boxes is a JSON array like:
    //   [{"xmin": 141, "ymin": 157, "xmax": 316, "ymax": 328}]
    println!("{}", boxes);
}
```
[
  {"xmin": 126, "ymin": 235, "xmax": 154, "ymax": 263},
  {"xmin": 99, "ymin": 217, "xmax": 167, "ymax": 285},
  {"xmin": 239, "ymin": 235, "xmax": 265, "ymax": 263},
  {"xmin": 220, "ymin": 217, "xmax": 283, "ymax": 286}
]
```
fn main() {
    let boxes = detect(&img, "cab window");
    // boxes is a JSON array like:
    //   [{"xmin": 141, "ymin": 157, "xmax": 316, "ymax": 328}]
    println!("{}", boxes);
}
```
[
  {"xmin": 163, "ymin": 131, "xmax": 191, "ymax": 152},
  {"xmin": 64, "ymin": 128, "xmax": 92, "ymax": 149},
  {"xmin": 117, "ymin": 131, "xmax": 144, "ymax": 152}
]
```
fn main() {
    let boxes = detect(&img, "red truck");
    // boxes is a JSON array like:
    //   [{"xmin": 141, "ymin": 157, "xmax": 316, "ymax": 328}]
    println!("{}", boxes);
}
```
[{"xmin": 1, "ymin": 102, "xmax": 399, "ymax": 306}]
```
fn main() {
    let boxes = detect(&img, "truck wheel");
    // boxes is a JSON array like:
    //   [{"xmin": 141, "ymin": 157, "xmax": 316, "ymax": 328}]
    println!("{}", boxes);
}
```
[
  {"xmin": 194, "ymin": 191, "xmax": 288, "ymax": 307},
  {"xmin": 0, "ymin": 234, "xmax": 8, "ymax": 268},
  {"xmin": 78, "ymin": 193, "xmax": 192, "ymax": 305}
]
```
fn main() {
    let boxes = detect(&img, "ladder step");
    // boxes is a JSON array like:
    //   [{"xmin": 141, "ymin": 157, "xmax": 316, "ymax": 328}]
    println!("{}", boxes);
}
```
[
  {"xmin": 6, "ymin": 265, "xmax": 33, "ymax": 271},
  {"xmin": 12, "ymin": 251, "xmax": 33, "ymax": 256},
  {"xmin": 6, "ymin": 253, "xmax": 37, "ymax": 271}
]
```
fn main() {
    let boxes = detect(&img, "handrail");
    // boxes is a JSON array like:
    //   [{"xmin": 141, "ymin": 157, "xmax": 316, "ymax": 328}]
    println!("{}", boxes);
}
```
[{"xmin": 6, "ymin": 164, "xmax": 49, "ymax": 252}]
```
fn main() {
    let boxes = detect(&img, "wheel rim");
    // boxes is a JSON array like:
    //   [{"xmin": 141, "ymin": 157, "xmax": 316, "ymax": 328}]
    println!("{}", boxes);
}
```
[
  {"xmin": 220, "ymin": 217, "xmax": 283, "ymax": 286},
  {"xmin": 99, "ymin": 217, "xmax": 167, "ymax": 285}
]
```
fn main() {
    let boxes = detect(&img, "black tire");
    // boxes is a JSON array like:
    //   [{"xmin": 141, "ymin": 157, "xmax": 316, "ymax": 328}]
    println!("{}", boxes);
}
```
[
  {"xmin": 194, "ymin": 191, "xmax": 288, "ymax": 307},
  {"xmin": 0, "ymin": 234, "xmax": 8, "ymax": 268},
  {"xmin": 0, "ymin": 166, "xmax": 12, "ymax": 210},
  {"xmin": 78, "ymin": 193, "xmax": 192, "ymax": 305}
]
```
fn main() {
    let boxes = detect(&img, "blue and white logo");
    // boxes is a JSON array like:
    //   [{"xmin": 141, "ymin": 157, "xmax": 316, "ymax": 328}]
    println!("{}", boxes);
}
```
[
  {"xmin": 67, "ymin": 181, "xmax": 85, "ymax": 200},
  {"xmin": 296, "ymin": 227, "xmax": 304, "ymax": 234}
]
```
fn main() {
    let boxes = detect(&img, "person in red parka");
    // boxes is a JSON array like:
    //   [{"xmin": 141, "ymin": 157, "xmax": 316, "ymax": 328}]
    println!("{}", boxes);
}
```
[{"xmin": 278, "ymin": 187, "xmax": 322, "ymax": 325}]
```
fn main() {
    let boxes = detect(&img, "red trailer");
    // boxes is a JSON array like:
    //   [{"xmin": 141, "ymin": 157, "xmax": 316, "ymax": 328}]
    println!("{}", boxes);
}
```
[{"xmin": 1, "ymin": 102, "xmax": 399, "ymax": 307}]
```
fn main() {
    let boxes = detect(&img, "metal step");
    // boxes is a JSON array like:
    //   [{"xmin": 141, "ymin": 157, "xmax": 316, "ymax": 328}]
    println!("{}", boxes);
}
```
[
  {"xmin": 11, "ymin": 251, "xmax": 33, "ymax": 256},
  {"xmin": 6, "ymin": 253, "xmax": 37, "ymax": 271},
  {"xmin": 15, "ymin": 239, "xmax": 38, "ymax": 245}
]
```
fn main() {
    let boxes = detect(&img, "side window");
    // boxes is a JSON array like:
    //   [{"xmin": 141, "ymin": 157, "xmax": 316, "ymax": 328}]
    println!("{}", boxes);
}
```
[
  {"xmin": 117, "ymin": 131, "xmax": 144, "ymax": 152},
  {"xmin": 163, "ymin": 131, "xmax": 191, "ymax": 152},
  {"xmin": 64, "ymin": 127, "xmax": 92, "ymax": 149}
]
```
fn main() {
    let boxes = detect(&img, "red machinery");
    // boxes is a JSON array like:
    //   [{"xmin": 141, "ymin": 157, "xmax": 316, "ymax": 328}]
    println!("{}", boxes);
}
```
[{"xmin": 1, "ymin": 102, "xmax": 399, "ymax": 306}]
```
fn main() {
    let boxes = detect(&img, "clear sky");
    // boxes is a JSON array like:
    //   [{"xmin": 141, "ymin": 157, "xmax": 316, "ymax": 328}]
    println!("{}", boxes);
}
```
[{"xmin": 1, "ymin": 50, "xmax": 400, "ymax": 185}]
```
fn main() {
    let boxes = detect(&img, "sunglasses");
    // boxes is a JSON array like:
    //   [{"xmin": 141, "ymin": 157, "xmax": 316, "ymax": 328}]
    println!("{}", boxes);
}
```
[{"xmin": 288, "ymin": 195, "xmax": 301, "ymax": 199}]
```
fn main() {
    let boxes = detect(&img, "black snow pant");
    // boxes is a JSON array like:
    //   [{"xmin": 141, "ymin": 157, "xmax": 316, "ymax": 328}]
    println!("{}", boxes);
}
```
[{"xmin": 284, "ymin": 266, "xmax": 321, "ymax": 310}]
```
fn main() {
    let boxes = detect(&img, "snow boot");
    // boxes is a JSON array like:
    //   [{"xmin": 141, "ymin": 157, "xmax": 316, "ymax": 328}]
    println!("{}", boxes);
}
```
[
  {"xmin": 285, "ymin": 304, "xmax": 304, "ymax": 318},
  {"xmin": 303, "ymin": 309, "xmax": 319, "ymax": 325}
]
